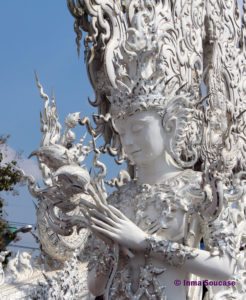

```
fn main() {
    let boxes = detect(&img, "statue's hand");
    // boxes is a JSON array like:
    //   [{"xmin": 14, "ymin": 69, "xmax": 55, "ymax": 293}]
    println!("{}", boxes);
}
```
[{"xmin": 87, "ymin": 204, "xmax": 148, "ymax": 251}]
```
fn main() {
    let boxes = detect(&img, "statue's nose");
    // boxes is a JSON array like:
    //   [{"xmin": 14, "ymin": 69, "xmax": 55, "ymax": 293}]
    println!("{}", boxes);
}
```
[{"xmin": 160, "ymin": 219, "xmax": 169, "ymax": 229}]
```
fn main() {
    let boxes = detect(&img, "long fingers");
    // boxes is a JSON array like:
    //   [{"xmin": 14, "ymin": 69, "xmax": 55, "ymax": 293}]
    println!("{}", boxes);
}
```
[
  {"xmin": 81, "ymin": 207, "xmax": 114, "ymax": 245},
  {"xmin": 96, "ymin": 203, "xmax": 121, "ymax": 222},
  {"xmin": 90, "ymin": 209, "xmax": 119, "ymax": 227},
  {"xmin": 87, "ymin": 185, "xmax": 106, "ymax": 211},
  {"xmin": 80, "ymin": 189, "xmax": 114, "ymax": 222},
  {"xmin": 80, "ymin": 198, "xmax": 98, "ymax": 210},
  {"xmin": 91, "ymin": 217, "xmax": 116, "ymax": 233},
  {"xmin": 108, "ymin": 205, "xmax": 127, "ymax": 220},
  {"xmin": 91, "ymin": 224, "xmax": 118, "ymax": 241},
  {"xmin": 80, "ymin": 192, "xmax": 126, "ymax": 226},
  {"xmin": 92, "ymin": 181, "xmax": 107, "ymax": 205}
]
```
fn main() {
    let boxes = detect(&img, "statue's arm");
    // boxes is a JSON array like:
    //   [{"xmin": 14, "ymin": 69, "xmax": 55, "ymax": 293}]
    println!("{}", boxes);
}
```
[
  {"xmin": 86, "ymin": 202, "xmax": 239, "ymax": 281},
  {"xmin": 184, "ymin": 247, "xmax": 236, "ymax": 280},
  {"xmin": 139, "ymin": 201, "xmax": 239, "ymax": 280},
  {"xmin": 144, "ymin": 235, "xmax": 236, "ymax": 280}
]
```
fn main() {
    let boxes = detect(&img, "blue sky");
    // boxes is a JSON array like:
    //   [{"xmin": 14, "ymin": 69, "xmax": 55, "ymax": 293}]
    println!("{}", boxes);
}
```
[
  {"xmin": 0, "ymin": 2, "xmax": 96, "ymax": 249},
  {"xmin": 0, "ymin": 1, "xmax": 94, "ymax": 153}
]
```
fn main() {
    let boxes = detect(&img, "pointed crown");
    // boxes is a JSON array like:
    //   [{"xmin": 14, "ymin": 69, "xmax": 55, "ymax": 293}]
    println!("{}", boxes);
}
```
[{"xmin": 68, "ymin": 0, "xmax": 204, "ymax": 117}]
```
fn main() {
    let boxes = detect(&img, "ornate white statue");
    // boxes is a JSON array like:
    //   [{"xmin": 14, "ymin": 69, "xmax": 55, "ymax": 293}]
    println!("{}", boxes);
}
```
[
  {"xmin": 26, "ymin": 74, "xmax": 93, "ymax": 263},
  {"xmin": 5, "ymin": 251, "xmax": 33, "ymax": 283},
  {"xmin": 28, "ymin": 0, "xmax": 246, "ymax": 299},
  {"xmin": 32, "ymin": 251, "xmax": 86, "ymax": 300}
]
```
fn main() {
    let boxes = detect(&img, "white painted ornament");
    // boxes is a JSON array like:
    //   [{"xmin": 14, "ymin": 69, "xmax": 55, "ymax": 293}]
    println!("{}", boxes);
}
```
[{"xmin": 24, "ymin": 0, "xmax": 246, "ymax": 299}]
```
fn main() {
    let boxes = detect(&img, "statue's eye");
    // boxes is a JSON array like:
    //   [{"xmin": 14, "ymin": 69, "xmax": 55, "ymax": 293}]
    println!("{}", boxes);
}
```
[{"xmin": 132, "ymin": 124, "xmax": 143, "ymax": 133}]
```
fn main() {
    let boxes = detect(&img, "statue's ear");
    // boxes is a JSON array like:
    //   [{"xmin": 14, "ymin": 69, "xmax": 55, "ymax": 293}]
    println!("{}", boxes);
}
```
[
  {"xmin": 162, "ymin": 116, "xmax": 177, "ymax": 156},
  {"xmin": 163, "ymin": 116, "xmax": 177, "ymax": 137}
]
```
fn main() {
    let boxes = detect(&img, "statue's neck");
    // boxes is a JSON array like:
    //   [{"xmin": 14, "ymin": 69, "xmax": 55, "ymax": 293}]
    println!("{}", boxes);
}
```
[{"xmin": 136, "ymin": 152, "xmax": 183, "ymax": 185}]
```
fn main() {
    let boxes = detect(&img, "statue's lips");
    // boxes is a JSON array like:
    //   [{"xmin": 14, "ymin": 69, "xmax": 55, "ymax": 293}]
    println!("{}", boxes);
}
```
[{"xmin": 131, "ymin": 149, "xmax": 141, "ymax": 155}]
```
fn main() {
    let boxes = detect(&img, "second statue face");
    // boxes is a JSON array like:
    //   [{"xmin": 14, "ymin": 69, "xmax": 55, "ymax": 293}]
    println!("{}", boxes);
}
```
[{"xmin": 114, "ymin": 110, "xmax": 167, "ymax": 166}]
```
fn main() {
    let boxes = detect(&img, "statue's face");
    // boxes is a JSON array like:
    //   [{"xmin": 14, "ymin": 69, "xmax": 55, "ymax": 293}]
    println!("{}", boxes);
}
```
[
  {"xmin": 114, "ymin": 110, "xmax": 167, "ymax": 166},
  {"xmin": 160, "ymin": 208, "xmax": 187, "ymax": 241}
]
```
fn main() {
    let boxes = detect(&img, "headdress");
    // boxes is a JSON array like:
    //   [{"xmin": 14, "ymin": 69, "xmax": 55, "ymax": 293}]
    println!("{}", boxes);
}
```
[
  {"xmin": 67, "ymin": 0, "xmax": 204, "ymax": 117},
  {"xmin": 68, "ymin": 0, "xmax": 246, "ymax": 174}
]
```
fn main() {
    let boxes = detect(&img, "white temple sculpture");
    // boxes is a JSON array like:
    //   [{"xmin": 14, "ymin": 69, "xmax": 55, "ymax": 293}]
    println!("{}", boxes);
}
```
[
  {"xmin": 27, "ymin": 0, "xmax": 246, "ymax": 299},
  {"xmin": 27, "ymin": 73, "xmax": 93, "ymax": 263}
]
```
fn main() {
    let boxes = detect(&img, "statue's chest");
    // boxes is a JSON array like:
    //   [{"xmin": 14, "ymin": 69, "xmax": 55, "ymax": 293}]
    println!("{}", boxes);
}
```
[{"xmin": 113, "ymin": 183, "xmax": 180, "ymax": 235}]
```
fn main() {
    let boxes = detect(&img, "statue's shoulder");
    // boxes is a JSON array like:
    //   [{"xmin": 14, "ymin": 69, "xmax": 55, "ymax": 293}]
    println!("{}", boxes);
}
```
[{"xmin": 166, "ymin": 169, "xmax": 203, "ymax": 208}]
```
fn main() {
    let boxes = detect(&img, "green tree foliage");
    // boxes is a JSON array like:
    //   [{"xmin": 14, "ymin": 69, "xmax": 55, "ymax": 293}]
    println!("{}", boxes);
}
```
[
  {"xmin": 0, "ymin": 136, "xmax": 22, "ymax": 251},
  {"xmin": 0, "ymin": 154, "xmax": 21, "ymax": 192}
]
